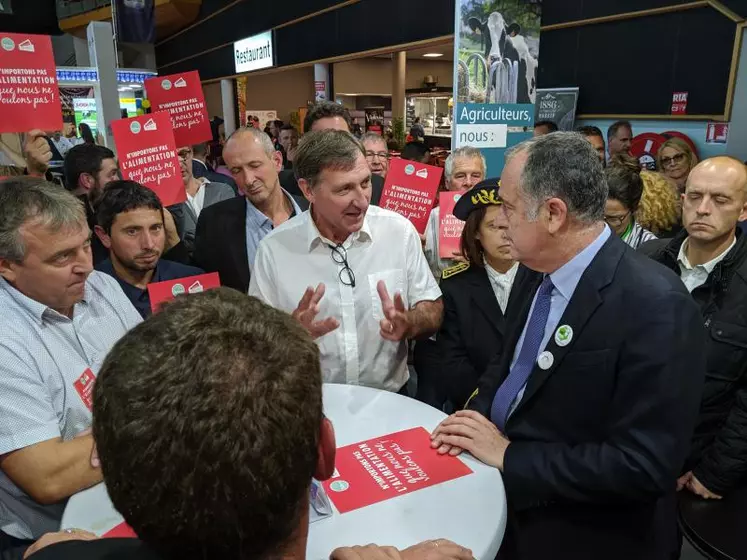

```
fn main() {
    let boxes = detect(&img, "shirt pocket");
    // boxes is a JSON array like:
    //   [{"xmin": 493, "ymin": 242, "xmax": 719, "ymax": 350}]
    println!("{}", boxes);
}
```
[{"xmin": 368, "ymin": 269, "xmax": 405, "ymax": 323}]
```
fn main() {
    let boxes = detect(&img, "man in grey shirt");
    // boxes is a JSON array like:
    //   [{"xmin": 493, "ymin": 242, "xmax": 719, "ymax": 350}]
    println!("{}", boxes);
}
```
[{"xmin": 0, "ymin": 179, "xmax": 142, "ymax": 559}]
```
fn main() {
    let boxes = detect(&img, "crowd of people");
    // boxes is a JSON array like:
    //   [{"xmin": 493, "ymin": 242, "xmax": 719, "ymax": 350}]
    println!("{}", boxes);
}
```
[{"xmin": 0, "ymin": 100, "xmax": 746, "ymax": 560}]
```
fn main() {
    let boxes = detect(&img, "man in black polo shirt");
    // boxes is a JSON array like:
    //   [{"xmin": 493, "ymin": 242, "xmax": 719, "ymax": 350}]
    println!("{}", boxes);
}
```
[{"xmin": 94, "ymin": 181, "xmax": 203, "ymax": 318}]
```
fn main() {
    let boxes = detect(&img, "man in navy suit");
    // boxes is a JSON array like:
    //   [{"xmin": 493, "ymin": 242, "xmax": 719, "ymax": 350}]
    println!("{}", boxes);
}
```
[{"xmin": 432, "ymin": 132, "xmax": 706, "ymax": 560}]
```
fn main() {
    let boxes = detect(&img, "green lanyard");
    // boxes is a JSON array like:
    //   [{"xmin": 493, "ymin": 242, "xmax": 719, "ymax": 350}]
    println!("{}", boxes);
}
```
[{"xmin": 621, "ymin": 221, "xmax": 633, "ymax": 242}]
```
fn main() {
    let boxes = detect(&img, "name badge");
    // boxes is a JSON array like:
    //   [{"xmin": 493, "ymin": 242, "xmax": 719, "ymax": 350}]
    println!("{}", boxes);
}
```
[{"xmin": 73, "ymin": 368, "xmax": 96, "ymax": 411}]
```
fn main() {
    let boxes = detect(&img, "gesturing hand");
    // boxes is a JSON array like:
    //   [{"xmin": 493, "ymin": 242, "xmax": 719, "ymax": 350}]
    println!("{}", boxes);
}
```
[
  {"xmin": 330, "ymin": 544, "xmax": 402, "ymax": 560},
  {"xmin": 292, "ymin": 283, "xmax": 340, "ymax": 339},
  {"xmin": 401, "ymin": 539, "xmax": 473, "ymax": 560},
  {"xmin": 431, "ymin": 410, "xmax": 510, "ymax": 470},
  {"xmin": 377, "ymin": 281, "xmax": 411, "ymax": 341}
]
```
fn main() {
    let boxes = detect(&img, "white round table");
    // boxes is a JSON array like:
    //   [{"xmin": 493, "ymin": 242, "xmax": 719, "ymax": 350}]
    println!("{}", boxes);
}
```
[{"xmin": 62, "ymin": 384, "xmax": 506, "ymax": 559}]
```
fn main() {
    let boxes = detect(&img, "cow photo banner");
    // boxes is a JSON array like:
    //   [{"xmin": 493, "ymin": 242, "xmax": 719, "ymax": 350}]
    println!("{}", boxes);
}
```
[{"xmin": 454, "ymin": 0, "xmax": 541, "ymax": 175}]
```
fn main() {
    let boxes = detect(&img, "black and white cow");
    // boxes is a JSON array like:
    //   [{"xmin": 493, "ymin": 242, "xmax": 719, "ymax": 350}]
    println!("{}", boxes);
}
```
[{"xmin": 468, "ymin": 12, "xmax": 537, "ymax": 104}]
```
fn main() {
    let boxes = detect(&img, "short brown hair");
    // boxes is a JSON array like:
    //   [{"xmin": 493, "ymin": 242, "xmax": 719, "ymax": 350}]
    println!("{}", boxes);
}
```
[
  {"xmin": 294, "ymin": 129, "xmax": 365, "ymax": 187},
  {"xmin": 459, "ymin": 207, "xmax": 488, "ymax": 266},
  {"xmin": 93, "ymin": 288, "xmax": 322, "ymax": 560}
]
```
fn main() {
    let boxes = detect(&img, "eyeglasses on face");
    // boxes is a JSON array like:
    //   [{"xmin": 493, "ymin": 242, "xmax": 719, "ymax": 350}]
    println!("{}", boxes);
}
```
[
  {"xmin": 604, "ymin": 211, "xmax": 631, "ymax": 227},
  {"xmin": 365, "ymin": 151, "xmax": 390, "ymax": 161},
  {"xmin": 661, "ymin": 153, "xmax": 686, "ymax": 167}
]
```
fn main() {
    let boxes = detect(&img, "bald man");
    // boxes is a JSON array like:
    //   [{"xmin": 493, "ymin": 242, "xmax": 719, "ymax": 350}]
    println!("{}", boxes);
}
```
[
  {"xmin": 193, "ymin": 127, "xmax": 308, "ymax": 293},
  {"xmin": 641, "ymin": 157, "xmax": 747, "ymax": 500}
]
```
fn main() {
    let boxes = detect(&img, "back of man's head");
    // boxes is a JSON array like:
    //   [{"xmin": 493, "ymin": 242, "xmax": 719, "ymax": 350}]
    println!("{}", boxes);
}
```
[
  {"xmin": 63, "ymin": 144, "xmax": 115, "ymax": 191},
  {"xmin": 400, "ymin": 141, "xmax": 430, "ymax": 164},
  {"xmin": 303, "ymin": 101, "xmax": 351, "ymax": 133},
  {"xmin": 92, "ymin": 289, "xmax": 324, "ymax": 560},
  {"xmin": 576, "ymin": 125, "xmax": 604, "ymax": 141},
  {"xmin": 192, "ymin": 143, "xmax": 208, "ymax": 159},
  {"xmin": 507, "ymin": 131, "xmax": 607, "ymax": 224},
  {"xmin": 95, "ymin": 180, "xmax": 163, "ymax": 234}
]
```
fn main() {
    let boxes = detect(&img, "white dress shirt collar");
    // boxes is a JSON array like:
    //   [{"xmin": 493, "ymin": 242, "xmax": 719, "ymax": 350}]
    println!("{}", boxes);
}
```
[{"xmin": 305, "ymin": 209, "xmax": 374, "ymax": 251}]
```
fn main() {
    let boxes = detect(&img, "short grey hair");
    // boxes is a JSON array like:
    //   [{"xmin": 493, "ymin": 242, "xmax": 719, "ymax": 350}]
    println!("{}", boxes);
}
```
[
  {"xmin": 0, "ymin": 178, "xmax": 88, "ymax": 262},
  {"xmin": 506, "ymin": 131, "xmax": 608, "ymax": 224},
  {"xmin": 294, "ymin": 130, "xmax": 366, "ymax": 187},
  {"xmin": 225, "ymin": 127, "xmax": 277, "ymax": 158},
  {"xmin": 444, "ymin": 147, "xmax": 487, "ymax": 181},
  {"xmin": 361, "ymin": 132, "xmax": 387, "ymax": 148}
]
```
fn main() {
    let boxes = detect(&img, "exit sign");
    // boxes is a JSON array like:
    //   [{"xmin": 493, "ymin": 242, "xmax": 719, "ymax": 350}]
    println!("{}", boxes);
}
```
[{"xmin": 671, "ymin": 92, "xmax": 688, "ymax": 115}]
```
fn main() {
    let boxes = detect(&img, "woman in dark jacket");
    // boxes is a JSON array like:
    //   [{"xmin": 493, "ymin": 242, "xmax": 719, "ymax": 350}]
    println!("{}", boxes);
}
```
[{"xmin": 434, "ymin": 179, "xmax": 536, "ymax": 409}]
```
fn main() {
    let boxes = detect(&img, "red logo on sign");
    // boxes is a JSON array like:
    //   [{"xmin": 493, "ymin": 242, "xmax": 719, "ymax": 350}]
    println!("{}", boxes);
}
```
[
  {"xmin": 144, "ymin": 71, "xmax": 212, "ymax": 147},
  {"xmin": 322, "ymin": 427, "xmax": 473, "ymax": 514},
  {"xmin": 379, "ymin": 159, "xmax": 443, "ymax": 234},
  {"xmin": 147, "ymin": 272, "xmax": 221, "ymax": 313},
  {"xmin": 73, "ymin": 368, "xmax": 96, "ymax": 411},
  {"xmin": 0, "ymin": 33, "xmax": 63, "ymax": 133}
]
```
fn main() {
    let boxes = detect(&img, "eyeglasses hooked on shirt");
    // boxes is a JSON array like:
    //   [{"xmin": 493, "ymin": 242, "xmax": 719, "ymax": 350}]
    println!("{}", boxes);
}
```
[{"xmin": 329, "ymin": 243, "xmax": 356, "ymax": 287}]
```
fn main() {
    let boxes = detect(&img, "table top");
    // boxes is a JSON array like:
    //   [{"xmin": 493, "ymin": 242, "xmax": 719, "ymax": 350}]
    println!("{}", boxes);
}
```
[
  {"xmin": 679, "ymin": 485, "xmax": 747, "ymax": 560},
  {"xmin": 62, "ymin": 384, "xmax": 506, "ymax": 560}
]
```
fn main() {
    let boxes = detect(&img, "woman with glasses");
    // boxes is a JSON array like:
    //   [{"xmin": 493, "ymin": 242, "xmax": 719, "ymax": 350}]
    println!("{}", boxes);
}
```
[
  {"xmin": 605, "ymin": 157, "xmax": 658, "ymax": 249},
  {"xmin": 657, "ymin": 137, "xmax": 698, "ymax": 194},
  {"xmin": 432, "ymin": 179, "xmax": 537, "ymax": 410}
]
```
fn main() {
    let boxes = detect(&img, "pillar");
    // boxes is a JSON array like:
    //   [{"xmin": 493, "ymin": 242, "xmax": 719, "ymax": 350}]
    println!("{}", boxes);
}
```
[
  {"xmin": 221, "ymin": 79, "xmax": 237, "ymax": 136},
  {"xmin": 314, "ymin": 63, "xmax": 330, "ymax": 102},
  {"xmin": 73, "ymin": 36, "xmax": 90, "ymax": 67},
  {"xmin": 87, "ymin": 22, "xmax": 120, "ymax": 149},
  {"xmin": 392, "ymin": 51, "xmax": 406, "ymax": 121}
]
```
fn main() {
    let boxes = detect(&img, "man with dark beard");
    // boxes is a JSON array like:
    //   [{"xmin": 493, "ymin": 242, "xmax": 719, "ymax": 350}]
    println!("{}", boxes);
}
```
[{"xmin": 94, "ymin": 181, "xmax": 204, "ymax": 318}]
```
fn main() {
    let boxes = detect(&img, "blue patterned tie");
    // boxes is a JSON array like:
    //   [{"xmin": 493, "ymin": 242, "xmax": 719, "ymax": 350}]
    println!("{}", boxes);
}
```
[{"xmin": 490, "ymin": 275, "xmax": 554, "ymax": 431}]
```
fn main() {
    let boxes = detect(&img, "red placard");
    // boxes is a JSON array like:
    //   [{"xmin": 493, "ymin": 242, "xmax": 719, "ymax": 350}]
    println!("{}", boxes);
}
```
[
  {"xmin": 145, "ymin": 71, "xmax": 212, "ymax": 147},
  {"xmin": 379, "ymin": 159, "xmax": 443, "ymax": 234},
  {"xmin": 0, "ymin": 33, "xmax": 63, "ymax": 133},
  {"xmin": 112, "ymin": 112, "xmax": 185, "ymax": 206},
  {"xmin": 438, "ymin": 191, "xmax": 467, "ymax": 259},
  {"xmin": 706, "ymin": 123, "xmax": 729, "ymax": 144},
  {"xmin": 103, "ymin": 522, "xmax": 137, "ymax": 539},
  {"xmin": 322, "ymin": 427, "xmax": 472, "ymax": 514},
  {"xmin": 671, "ymin": 92, "xmax": 688, "ymax": 115},
  {"xmin": 73, "ymin": 368, "xmax": 95, "ymax": 412},
  {"xmin": 147, "ymin": 272, "xmax": 221, "ymax": 313}
]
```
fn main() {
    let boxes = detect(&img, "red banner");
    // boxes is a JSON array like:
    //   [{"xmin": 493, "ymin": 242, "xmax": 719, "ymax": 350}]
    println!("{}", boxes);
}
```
[
  {"xmin": 112, "ymin": 112, "xmax": 185, "ymax": 206},
  {"xmin": 145, "ymin": 71, "xmax": 212, "ymax": 147},
  {"xmin": 438, "ymin": 191, "xmax": 467, "ymax": 259},
  {"xmin": 379, "ymin": 159, "xmax": 443, "ymax": 234},
  {"xmin": 322, "ymin": 427, "xmax": 473, "ymax": 514},
  {"xmin": 0, "ymin": 33, "xmax": 63, "ymax": 133},
  {"xmin": 147, "ymin": 272, "xmax": 221, "ymax": 313}
]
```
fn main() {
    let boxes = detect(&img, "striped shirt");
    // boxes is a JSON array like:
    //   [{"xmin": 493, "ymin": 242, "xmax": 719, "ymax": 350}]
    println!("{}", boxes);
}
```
[{"xmin": 0, "ymin": 272, "xmax": 142, "ymax": 540}]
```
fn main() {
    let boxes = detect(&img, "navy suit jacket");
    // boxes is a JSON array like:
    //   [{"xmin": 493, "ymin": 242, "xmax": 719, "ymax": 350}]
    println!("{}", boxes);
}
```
[{"xmin": 471, "ymin": 234, "xmax": 706, "ymax": 559}]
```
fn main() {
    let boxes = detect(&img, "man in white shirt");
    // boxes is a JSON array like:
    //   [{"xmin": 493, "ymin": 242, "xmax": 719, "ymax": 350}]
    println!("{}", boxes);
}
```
[
  {"xmin": 0, "ymin": 179, "xmax": 142, "ymax": 557},
  {"xmin": 424, "ymin": 147, "xmax": 486, "ymax": 278},
  {"xmin": 250, "ymin": 130, "xmax": 443, "ymax": 393}
]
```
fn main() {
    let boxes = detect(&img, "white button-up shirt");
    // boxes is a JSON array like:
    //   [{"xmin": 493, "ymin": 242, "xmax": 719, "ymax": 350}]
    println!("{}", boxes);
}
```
[
  {"xmin": 0, "ymin": 272, "xmax": 142, "ymax": 540},
  {"xmin": 484, "ymin": 260, "xmax": 518, "ymax": 314},
  {"xmin": 249, "ymin": 206, "xmax": 441, "ymax": 391},
  {"xmin": 186, "ymin": 179, "xmax": 207, "ymax": 219},
  {"xmin": 677, "ymin": 236, "xmax": 736, "ymax": 292}
]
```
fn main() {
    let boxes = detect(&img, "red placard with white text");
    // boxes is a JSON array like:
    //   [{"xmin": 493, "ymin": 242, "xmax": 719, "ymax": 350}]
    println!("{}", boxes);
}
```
[
  {"xmin": 322, "ymin": 427, "xmax": 473, "ymax": 514},
  {"xmin": 147, "ymin": 272, "xmax": 221, "ymax": 313},
  {"xmin": 145, "ymin": 71, "xmax": 212, "ymax": 147},
  {"xmin": 103, "ymin": 522, "xmax": 137, "ymax": 539},
  {"xmin": 112, "ymin": 112, "xmax": 185, "ymax": 206},
  {"xmin": 73, "ymin": 368, "xmax": 95, "ymax": 412},
  {"xmin": 438, "ymin": 191, "xmax": 467, "ymax": 259},
  {"xmin": 379, "ymin": 159, "xmax": 443, "ymax": 234},
  {"xmin": 0, "ymin": 33, "xmax": 63, "ymax": 133}
]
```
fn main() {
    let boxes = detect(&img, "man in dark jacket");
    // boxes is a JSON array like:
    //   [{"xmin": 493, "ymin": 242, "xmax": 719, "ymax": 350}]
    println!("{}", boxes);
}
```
[{"xmin": 641, "ymin": 156, "xmax": 747, "ymax": 499}]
